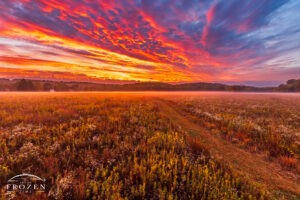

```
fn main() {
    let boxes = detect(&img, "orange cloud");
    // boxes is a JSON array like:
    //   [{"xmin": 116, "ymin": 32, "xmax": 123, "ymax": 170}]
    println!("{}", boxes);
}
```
[{"xmin": 0, "ymin": 0, "xmax": 297, "ymax": 85}]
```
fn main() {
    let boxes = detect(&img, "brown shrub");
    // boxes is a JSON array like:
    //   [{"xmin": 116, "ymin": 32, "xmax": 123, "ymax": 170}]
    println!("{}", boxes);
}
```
[
  {"xmin": 186, "ymin": 137, "xmax": 210, "ymax": 156},
  {"xmin": 278, "ymin": 156, "xmax": 296, "ymax": 170}
]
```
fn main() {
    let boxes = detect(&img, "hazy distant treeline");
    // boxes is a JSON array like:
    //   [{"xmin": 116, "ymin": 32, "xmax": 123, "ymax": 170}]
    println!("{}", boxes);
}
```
[
  {"xmin": 274, "ymin": 79, "xmax": 300, "ymax": 92},
  {"xmin": 0, "ymin": 78, "xmax": 298, "ymax": 92}
]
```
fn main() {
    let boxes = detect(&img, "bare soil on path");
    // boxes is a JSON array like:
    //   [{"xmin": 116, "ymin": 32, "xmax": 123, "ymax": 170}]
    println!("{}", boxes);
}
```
[{"xmin": 153, "ymin": 98, "xmax": 300, "ymax": 199}]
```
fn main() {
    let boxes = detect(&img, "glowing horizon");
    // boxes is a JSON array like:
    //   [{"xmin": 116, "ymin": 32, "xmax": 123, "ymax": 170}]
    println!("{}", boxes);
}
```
[{"xmin": 0, "ymin": 0, "xmax": 300, "ymax": 86}]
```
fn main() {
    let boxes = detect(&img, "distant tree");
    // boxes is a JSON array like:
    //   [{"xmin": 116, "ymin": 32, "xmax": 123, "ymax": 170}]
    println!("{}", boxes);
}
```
[
  {"xmin": 16, "ymin": 79, "xmax": 35, "ymax": 91},
  {"xmin": 70, "ymin": 84, "xmax": 79, "ymax": 91},
  {"xmin": 54, "ymin": 83, "xmax": 69, "ymax": 91},
  {"xmin": 275, "ymin": 79, "xmax": 300, "ymax": 92},
  {"xmin": 34, "ymin": 82, "xmax": 43, "ymax": 91},
  {"xmin": 43, "ymin": 83, "xmax": 53, "ymax": 91},
  {"xmin": 287, "ymin": 79, "xmax": 296, "ymax": 84}
]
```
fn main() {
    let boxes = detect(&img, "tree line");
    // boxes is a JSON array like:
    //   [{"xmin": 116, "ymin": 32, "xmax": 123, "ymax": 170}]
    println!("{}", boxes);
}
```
[{"xmin": 0, "ymin": 78, "xmax": 299, "ymax": 92}]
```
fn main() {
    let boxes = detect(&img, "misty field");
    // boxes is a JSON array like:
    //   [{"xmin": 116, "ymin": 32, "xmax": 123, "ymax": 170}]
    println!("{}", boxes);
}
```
[{"xmin": 0, "ymin": 92, "xmax": 299, "ymax": 200}]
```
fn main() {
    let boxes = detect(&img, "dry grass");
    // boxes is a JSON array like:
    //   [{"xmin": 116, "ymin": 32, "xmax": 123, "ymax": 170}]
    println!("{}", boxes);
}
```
[
  {"xmin": 278, "ymin": 156, "xmax": 297, "ymax": 170},
  {"xmin": 155, "ymin": 97, "xmax": 300, "ymax": 199},
  {"xmin": 0, "ymin": 92, "xmax": 272, "ymax": 200}
]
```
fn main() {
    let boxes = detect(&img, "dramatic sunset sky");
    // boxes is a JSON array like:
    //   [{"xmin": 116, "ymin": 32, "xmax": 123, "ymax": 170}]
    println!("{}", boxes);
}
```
[{"xmin": 0, "ymin": 0, "xmax": 300, "ymax": 86}]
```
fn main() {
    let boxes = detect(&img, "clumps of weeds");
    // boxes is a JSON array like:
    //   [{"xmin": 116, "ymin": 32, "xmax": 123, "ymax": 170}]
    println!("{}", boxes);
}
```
[
  {"xmin": 175, "ymin": 95, "xmax": 300, "ymax": 169},
  {"xmin": 278, "ymin": 156, "xmax": 297, "ymax": 170},
  {"xmin": 0, "ymin": 94, "xmax": 270, "ymax": 199}
]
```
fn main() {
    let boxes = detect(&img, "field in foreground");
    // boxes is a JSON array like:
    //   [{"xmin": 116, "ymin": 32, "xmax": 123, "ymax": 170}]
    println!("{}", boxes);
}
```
[{"xmin": 0, "ymin": 92, "xmax": 299, "ymax": 200}]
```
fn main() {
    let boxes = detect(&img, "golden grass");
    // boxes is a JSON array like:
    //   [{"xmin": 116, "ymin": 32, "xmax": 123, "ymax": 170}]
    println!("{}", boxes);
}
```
[{"xmin": 0, "ymin": 92, "xmax": 299, "ymax": 199}]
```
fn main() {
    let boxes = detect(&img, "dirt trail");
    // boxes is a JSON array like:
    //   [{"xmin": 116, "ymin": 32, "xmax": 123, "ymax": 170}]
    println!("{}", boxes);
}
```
[{"xmin": 154, "ymin": 98, "xmax": 300, "ymax": 198}]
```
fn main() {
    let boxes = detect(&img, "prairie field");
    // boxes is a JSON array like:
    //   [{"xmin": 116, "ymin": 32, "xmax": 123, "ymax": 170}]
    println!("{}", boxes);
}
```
[{"xmin": 0, "ymin": 92, "xmax": 299, "ymax": 200}]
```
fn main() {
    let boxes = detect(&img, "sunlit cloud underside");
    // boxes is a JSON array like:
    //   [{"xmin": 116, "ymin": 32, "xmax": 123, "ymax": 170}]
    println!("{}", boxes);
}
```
[{"xmin": 0, "ymin": 0, "xmax": 300, "ymax": 86}]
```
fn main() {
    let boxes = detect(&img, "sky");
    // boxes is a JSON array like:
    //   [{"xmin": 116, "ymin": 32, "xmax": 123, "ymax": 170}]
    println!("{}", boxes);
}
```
[{"xmin": 0, "ymin": 0, "xmax": 300, "ymax": 86}]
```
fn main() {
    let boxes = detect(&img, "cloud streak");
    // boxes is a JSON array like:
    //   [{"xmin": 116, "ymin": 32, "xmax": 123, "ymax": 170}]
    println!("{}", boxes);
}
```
[{"xmin": 0, "ymin": 0, "xmax": 299, "ymax": 85}]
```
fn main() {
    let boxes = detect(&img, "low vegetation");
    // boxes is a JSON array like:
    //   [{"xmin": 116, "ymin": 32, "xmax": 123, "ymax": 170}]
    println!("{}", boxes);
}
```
[
  {"xmin": 0, "ymin": 93, "xmax": 270, "ymax": 199},
  {"xmin": 170, "ymin": 93, "xmax": 300, "ymax": 172}
]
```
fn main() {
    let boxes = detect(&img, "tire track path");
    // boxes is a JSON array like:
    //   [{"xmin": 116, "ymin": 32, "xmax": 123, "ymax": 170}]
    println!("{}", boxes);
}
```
[{"xmin": 154, "ymin": 98, "xmax": 300, "ymax": 198}]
